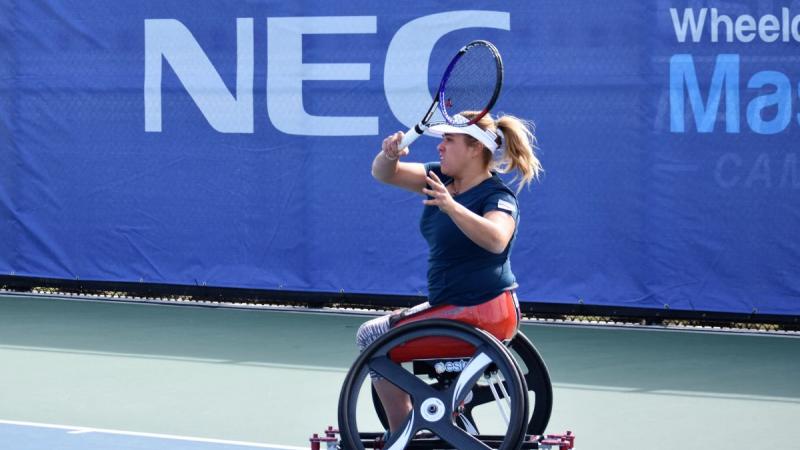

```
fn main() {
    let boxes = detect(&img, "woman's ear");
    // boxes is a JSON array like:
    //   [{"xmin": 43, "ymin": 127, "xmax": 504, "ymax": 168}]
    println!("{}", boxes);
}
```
[{"xmin": 470, "ymin": 141, "xmax": 485, "ymax": 158}]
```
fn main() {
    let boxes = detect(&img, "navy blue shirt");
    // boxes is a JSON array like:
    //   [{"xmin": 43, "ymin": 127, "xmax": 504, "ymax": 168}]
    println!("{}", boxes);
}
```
[{"xmin": 421, "ymin": 162, "xmax": 519, "ymax": 306}]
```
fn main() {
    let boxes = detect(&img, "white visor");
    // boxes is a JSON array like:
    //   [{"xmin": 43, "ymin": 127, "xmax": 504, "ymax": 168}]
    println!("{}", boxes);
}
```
[{"xmin": 426, "ymin": 115, "xmax": 499, "ymax": 153}]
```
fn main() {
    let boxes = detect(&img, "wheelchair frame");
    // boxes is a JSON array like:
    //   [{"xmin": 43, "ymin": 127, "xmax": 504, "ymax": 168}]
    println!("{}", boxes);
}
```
[{"xmin": 318, "ymin": 319, "xmax": 574, "ymax": 450}]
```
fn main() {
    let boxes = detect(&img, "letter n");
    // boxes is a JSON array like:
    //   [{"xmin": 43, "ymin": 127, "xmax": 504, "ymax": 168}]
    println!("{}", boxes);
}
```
[{"xmin": 144, "ymin": 19, "xmax": 254, "ymax": 133}]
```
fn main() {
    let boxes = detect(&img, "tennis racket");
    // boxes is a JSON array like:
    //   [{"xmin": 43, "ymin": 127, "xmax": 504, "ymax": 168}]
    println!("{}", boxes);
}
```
[{"xmin": 398, "ymin": 40, "xmax": 504, "ymax": 150}]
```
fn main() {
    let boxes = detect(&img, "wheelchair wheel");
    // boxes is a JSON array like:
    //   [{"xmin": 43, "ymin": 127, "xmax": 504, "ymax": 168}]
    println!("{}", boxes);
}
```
[
  {"xmin": 372, "ymin": 331, "xmax": 554, "ymax": 437},
  {"xmin": 461, "ymin": 332, "xmax": 553, "ymax": 436},
  {"xmin": 339, "ymin": 319, "xmax": 527, "ymax": 450},
  {"xmin": 509, "ymin": 332, "xmax": 553, "ymax": 435}
]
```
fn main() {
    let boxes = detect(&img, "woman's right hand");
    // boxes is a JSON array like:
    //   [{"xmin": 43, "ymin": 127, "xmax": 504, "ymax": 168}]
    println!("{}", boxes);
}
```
[{"xmin": 381, "ymin": 131, "xmax": 410, "ymax": 160}]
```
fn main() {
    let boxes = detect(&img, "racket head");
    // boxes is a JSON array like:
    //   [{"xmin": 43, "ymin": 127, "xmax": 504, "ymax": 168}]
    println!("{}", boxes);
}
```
[{"xmin": 437, "ymin": 40, "xmax": 504, "ymax": 126}]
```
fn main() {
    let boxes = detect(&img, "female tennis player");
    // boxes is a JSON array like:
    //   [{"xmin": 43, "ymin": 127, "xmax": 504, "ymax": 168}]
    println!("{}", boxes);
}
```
[{"xmin": 357, "ymin": 110, "xmax": 543, "ymax": 436}]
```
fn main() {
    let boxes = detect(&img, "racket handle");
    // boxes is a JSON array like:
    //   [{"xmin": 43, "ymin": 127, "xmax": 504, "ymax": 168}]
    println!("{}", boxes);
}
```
[{"xmin": 398, "ymin": 124, "xmax": 426, "ymax": 150}]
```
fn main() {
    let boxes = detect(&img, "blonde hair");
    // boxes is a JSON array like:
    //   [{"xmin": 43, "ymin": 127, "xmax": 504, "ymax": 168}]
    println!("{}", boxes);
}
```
[{"xmin": 459, "ymin": 111, "xmax": 543, "ymax": 193}]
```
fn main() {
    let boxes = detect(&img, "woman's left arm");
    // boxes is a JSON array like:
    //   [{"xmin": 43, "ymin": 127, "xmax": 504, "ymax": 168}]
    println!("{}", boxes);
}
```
[{"xmin": 422, "ymin": 172, "xmax": 516, "ymax": 254}]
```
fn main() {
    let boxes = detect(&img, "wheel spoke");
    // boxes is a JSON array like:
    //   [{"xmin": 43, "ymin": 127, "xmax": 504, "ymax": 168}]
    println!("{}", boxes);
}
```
[
  {"xmin": 368, "ymin": 356, "xmax": 438, "ymax": 398},
  {"xmin": 466, "ymin": 382, "xmax": 512, "ymax": 408},
  {"xmin": 431, "ymin": 421, "xmax": 492, "ymax": 450},
  {"xmin": 451, "ymin": 347, "xmax": 493, "ymax": 408},
  {"xmin": 384, "ymin": 410, "xmax": 416, "ymax": 450},
  {"xmin": 457, "ymin": 410, "xmax": 479, "ymax": 435},
  {"xmin": 486, "ymin": 373, "xmax": 511, "ymax": 426}
]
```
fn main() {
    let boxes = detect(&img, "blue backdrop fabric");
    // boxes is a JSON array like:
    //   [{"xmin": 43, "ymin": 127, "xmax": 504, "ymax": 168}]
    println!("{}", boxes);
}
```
[{"xmin": 1, "ymin": 1, "xmax": 798, "ymax": 315}]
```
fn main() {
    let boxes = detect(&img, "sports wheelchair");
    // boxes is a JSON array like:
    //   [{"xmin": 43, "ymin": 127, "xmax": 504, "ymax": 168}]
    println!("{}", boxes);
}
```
[{"xmin": 336, "ymin": 318, "xmax": 560, "ymax": 450}]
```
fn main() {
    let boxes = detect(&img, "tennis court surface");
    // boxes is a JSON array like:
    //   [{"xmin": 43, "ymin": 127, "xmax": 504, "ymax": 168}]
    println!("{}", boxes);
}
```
[{"xmin": 1, "ymin": 293, "xmax": 798, "ymax": 450}]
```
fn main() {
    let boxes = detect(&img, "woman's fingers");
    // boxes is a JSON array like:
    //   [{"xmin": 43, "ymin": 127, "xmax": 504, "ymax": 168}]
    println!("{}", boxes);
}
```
[
  {"xmin": 381, "ymin": 131, "xmax": 406, "ymax": 159},
  {"xmin": 425, "ymin": 175, "xmax": 447, "ymax": 193},
  {"xmin": 391, "ymin": 132, "xmax": 404, "ymax": 151}
]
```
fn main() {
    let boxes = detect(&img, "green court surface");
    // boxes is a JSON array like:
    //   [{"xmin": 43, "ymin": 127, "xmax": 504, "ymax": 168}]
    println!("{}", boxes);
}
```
[{"xmin": 0, "ymin": 294, "xmax": 798, "ymax": 449}]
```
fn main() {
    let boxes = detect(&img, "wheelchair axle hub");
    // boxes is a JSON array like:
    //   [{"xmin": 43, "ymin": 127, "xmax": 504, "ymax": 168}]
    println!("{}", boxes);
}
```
[{"xmin": 419, "ymin": 398, "xmax": 445, "ymax": 422}]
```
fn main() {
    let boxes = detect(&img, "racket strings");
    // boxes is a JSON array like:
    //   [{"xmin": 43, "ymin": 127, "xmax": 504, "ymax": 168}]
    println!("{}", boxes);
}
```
[{"xmin": 440, "ymin": 45, "xmax": 500, "ymax": 123}]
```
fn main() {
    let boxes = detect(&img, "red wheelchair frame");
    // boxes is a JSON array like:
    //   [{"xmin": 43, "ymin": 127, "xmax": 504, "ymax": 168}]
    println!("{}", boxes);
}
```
[{"xmin": 389, "ymin": 291, "xmax": 520, "ymax": 363}]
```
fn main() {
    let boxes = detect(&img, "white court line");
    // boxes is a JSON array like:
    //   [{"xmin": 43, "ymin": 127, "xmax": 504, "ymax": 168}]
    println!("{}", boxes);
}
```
[{"xmin": 0, "ymin": 419, "xmax": 307, "ymax": 449}]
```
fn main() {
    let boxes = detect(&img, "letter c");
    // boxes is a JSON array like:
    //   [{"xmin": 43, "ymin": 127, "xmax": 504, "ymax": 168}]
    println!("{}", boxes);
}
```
[{"xmin": 384, "ymin": 11, "xmax": 511, "ymax": 128}]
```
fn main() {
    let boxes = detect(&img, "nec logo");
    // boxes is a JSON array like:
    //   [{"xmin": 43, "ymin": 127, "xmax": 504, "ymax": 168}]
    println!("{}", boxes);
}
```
[{"xmin": 144, "ymin": 12, "xmax": 509, "ymax": 136}]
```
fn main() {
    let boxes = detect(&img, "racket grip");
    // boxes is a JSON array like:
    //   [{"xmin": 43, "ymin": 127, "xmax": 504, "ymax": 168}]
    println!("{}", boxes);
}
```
[{"xmin": 398, "ymin": 124, "xmax": 425, "ymax": 150}]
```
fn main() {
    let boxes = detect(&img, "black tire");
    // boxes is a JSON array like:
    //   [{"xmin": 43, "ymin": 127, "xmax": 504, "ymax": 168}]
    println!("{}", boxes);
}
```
[
  {"xmin": 339, "ymin": 320, "xmax": 527, "ymax": 450},
  {"xmin": 509, "ymin": 332, "xmax": 553, "ymax": 435}
]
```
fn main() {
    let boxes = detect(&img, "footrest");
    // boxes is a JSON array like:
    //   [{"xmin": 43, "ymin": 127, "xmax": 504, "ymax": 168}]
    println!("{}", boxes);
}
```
[{"xmin": 310, "ymin": 428, "xmax": 575, "ymax": 450}]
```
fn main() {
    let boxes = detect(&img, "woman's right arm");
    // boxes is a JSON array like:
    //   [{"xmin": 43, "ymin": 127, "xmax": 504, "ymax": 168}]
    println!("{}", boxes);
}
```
[{"xmin": 371, "ymin": 131, "xmax": 428, "ymax": 194}]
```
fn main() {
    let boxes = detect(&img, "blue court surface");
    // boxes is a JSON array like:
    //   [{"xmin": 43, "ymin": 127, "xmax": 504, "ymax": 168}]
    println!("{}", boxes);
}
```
[{"xmin": 0, "ymin": 420, "xmax": 305, "ymax": 450}]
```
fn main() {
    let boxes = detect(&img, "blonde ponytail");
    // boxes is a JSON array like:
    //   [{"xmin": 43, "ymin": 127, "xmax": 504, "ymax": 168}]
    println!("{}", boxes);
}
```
[{"xmin": 460, "ymin": 111, "xmax": 543, "ymax": 193}]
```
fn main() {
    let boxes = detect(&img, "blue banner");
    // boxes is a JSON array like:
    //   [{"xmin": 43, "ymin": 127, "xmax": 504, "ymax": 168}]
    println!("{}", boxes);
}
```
[{"xmin": 1, "ymin": 1, "xmax": 798, "ymax": 315}]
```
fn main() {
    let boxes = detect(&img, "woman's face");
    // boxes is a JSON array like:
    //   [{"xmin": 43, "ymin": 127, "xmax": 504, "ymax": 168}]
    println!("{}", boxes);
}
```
[{"xmin": 437, "ymin": 133, "xmax": 477, "ymax": 176}]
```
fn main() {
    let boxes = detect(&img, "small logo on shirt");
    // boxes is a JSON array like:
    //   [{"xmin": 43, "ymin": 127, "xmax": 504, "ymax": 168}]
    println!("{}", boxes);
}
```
[{"xmin": 497, "ymin": 199, "xmax": 516, "ymax": 213}]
